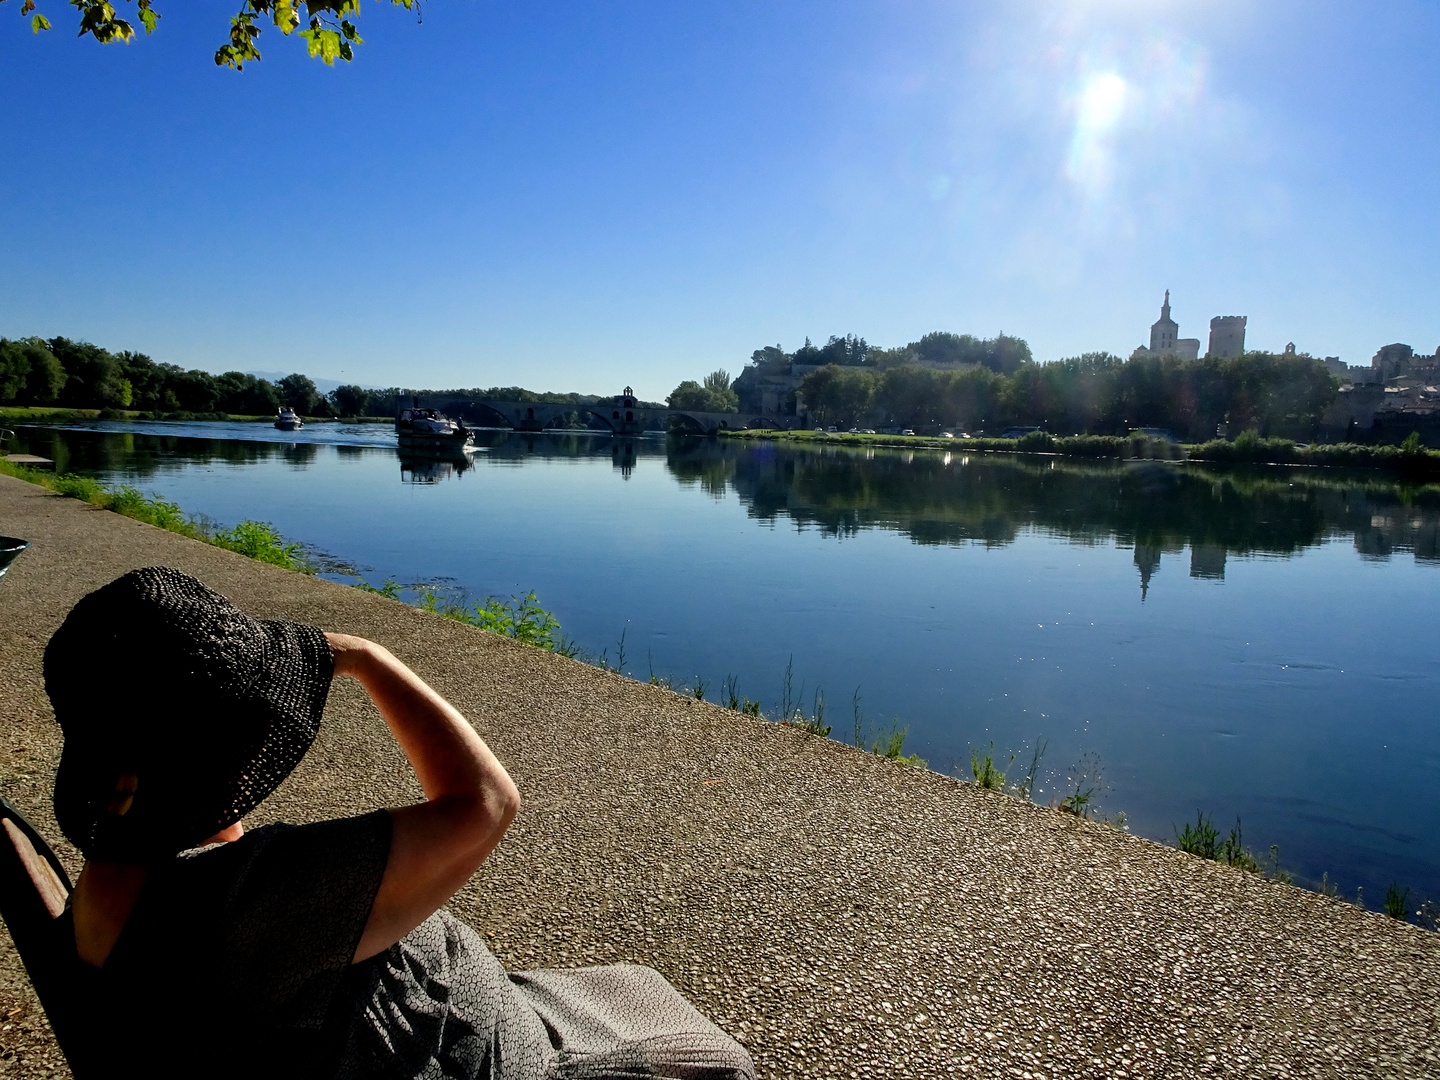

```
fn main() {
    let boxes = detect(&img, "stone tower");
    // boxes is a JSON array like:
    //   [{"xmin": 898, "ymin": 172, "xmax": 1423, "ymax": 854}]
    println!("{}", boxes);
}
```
[
  {"xmin": 1150, "ymin": 291, "xmax": 1179, "ymax": 353},
  {"xmin": 1140, "ymin": 291, "xmax": 1200, "ymax": 360},
  {"xmin": 1208, "ymin": 315, "xmax": 1247, "ymax": 359}
]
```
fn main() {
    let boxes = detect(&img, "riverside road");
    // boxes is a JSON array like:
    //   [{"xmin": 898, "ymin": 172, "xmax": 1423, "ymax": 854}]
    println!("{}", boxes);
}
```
[{"xmin": 0, "ymin": 474, "xmax": 1436, "ymax": 1079}]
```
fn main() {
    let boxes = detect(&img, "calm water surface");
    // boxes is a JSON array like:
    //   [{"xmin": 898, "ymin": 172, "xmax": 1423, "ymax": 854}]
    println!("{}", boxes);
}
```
[{"xmin": 12, "ymin": 421, "xmax": 1440, "ymax": 904}]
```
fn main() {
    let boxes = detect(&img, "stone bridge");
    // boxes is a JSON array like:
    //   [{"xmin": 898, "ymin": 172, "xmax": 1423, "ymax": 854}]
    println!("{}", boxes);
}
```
[{"xmin": 439, "ymin": 389, "xmax": 803, "ymax": 436}]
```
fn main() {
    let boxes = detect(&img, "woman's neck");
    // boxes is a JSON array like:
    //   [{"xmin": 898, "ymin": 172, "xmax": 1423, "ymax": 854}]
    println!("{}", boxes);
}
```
[
  {"xmin": 72, "ymin": 861, "xmax": 149, "ymax": 969},
  {"xmin": 71, "ymin": 822, "xmax": 245, "ymax": 968}
]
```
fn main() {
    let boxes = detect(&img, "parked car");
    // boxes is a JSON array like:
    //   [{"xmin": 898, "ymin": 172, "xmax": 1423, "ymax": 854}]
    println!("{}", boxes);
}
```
[
  {"xmin": 900, "ymin": 428, "xmax": 916, "ymax": 436},
  {"xmin": 827, "ymin": 425, "xmax": 838, "ymax": 432},
  {"xmin": 940, "ymin": 432, "xmax": 954, "ymax": 438},
  {"xmin": 861, "ymin": 429, "xmax": 876, "ymax": 435}
]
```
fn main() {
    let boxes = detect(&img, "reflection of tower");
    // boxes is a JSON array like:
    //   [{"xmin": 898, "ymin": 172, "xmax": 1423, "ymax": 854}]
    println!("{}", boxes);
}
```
[
  {"xmin": 611, "ymin": 438, "xmax": 636, "ymax": 479},
  {"xmin": 1189, "ymin": 544, "xmax": 1227, "ymax": 580},
  {"xmin": 1134, "ymin": 543, "xmax": 1162, "ymax": 601}
]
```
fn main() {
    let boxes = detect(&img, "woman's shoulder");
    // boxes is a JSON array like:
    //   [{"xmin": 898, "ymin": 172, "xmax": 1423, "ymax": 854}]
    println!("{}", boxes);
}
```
[
  {"xmin": 113, "ymin": 810, "xmax": 395, "ymax": 1017},
  {"xmin": 170, "ymin": 810, "xmax": 392, "ymax": 884}
]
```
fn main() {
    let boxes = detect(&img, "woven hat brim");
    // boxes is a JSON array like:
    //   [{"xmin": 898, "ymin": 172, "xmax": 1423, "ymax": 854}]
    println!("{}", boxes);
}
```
[
  {"xmin": 227, "ymin": 619, "xmax": 335, "ymax": 821},
  {"xmin": 54, "ymin": 619, "xmax": 333, "ymax": 861}
]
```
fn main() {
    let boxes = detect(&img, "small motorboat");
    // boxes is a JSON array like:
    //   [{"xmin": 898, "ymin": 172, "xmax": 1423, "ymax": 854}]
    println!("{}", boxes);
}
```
[
  {"xmin": 395, "ymin": 407, "xmax": 473, "ymax": 447},
  {"xmin": 275, "ymin": 408, "xmax": 304, "ymax": 431}
]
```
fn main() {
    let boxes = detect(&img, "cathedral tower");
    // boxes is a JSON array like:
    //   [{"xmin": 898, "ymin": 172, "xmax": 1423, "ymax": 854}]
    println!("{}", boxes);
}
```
[{"xmin": 1150, "ymin": 290, "xmax": 1179, "ymax": 353}]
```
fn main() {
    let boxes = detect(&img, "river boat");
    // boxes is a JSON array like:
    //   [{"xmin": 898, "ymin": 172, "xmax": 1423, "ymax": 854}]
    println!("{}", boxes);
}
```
[
  {"xmin": 274, "ymin": 408, "xmax": 304, "ymax": 432},
  {"xmin": 395, "ymin": 407, "xmax": 474, "ymax": 447}
]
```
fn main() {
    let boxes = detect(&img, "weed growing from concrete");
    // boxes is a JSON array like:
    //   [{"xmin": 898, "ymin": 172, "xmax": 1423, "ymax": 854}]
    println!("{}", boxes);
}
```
[
  {"xmin": 969, "ymin": 743, "xmax": 1011, "ymax": 790},
  {"xmin": 719, "ymin": 673, "xmax": 761, "ymax": 715},
  {"xmin": 779, "ymin": 655, "xmax": 800, "ymax": 721},
  {"xmin": 414, "ymin": 588, "xmax": 578, "ymax": 655},
  {"xmin": 779, "ymin": 688, "xmax": 832, "ymax": 737},
  {"xmin": 871, "ymin": 719, "xmax": 924, "ymax": 765},
  {"xmin": 1384, "ymin": 883, "xmax": 1412, "ymax": 921},
  {"xmin": 1175, "ymin": 813, "xmax": 1259, "ymax": 870},
  {"xmin": 1262, "ymin": 846, "xmax": 1294, "ymax": 885},
  {"xmin": 1059, "ymin": 752, "xmax": 1106, "ymax": 818},
  {"xmin": 355, "ymin": 578, "xmax": 402, "ymax": 599},
  {"xmin": 1012, "ymin": 738, "xmax": 1047, "ymax": 802}
]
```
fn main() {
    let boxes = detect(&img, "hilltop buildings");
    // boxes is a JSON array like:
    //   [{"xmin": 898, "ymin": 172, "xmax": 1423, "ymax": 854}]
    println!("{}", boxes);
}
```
[
  {"xmin": 1321, "ymin": 342, "xmax": 1440, "ymax": 443},
  {"xmin": 1132, "ymin": 293, "xmax": 1251, "ymax": 361}
]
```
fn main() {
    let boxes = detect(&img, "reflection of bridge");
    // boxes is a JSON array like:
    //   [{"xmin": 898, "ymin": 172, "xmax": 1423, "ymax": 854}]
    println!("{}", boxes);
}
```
[{"xmin": 455, "ymin": 387, "xmax": 804, "ymax": 436}]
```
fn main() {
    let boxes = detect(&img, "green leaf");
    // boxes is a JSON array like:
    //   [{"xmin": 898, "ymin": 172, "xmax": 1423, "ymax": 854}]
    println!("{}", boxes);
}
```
[
  {"xmin": 271, "ymin": 0, "xmax": 299, "ymax": 34},
  {"xmin": 300, "ymin": 25, "xmax": 344, "ymax": 65},
  {"xmin": 137, "ymin": 5, "xmax": 157, "ymax": 34},
  {"xmin": 31, "ymin": 12, "xmax": 51, "ymax": 31}
]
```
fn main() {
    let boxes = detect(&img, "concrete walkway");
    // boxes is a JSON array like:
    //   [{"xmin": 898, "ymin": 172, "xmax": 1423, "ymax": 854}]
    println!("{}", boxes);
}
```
[{"xmin": 0, "ymin": 474, "xmax": 1436, "ymax": 1079}]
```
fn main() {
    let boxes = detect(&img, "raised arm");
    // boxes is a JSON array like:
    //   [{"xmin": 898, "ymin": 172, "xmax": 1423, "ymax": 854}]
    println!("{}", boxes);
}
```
[{"xmin": 326, "ymin": 633, "xmax": 520, "ymax": 962}]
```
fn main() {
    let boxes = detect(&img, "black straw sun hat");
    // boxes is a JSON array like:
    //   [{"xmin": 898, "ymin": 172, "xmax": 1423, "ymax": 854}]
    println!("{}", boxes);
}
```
[{"xmin": 45, "ymin": 567, "xmax": 334, "ymax": 862}]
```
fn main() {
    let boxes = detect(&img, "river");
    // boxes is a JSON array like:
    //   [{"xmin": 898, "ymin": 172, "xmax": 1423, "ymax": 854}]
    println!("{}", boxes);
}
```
[{"xmin": 9, "ymin": 420, "xmax": 1440, "ymax": 908}]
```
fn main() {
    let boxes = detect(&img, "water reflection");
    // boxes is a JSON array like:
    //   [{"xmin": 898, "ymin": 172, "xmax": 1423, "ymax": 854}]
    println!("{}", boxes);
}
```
[
  {"xmin": 18, "ymin": 425, "xmax": 1440, "ymax": 594},
  {"xmin": 400, "ymin": 454, "xmax": 477, "ymax": 485},
  {"xmin": 665, "ymin": 440, "xmax": 1440, "ymax": 597}
]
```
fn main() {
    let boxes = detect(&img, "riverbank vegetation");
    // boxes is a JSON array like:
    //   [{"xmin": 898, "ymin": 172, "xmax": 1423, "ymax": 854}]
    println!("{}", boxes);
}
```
[
  {"xmin": 354, "ymin": 578, "xmax": 579, "ymax": 655},
  {"xmin": 720, "ymin": 426, "xmax": 1440, "ymax": 479},
  {"xmin": 0, "ymin": 458, "xmax": 313, "ymax": 571}
]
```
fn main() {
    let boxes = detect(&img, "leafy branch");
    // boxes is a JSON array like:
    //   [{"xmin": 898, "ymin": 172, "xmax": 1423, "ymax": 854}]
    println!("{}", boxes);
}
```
[{"xmin": 7, "ymin": 0, "xmax": 420, "ymax": 67}]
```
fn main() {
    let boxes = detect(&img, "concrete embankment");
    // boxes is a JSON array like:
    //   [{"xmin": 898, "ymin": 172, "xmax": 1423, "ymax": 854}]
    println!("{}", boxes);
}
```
[{"xmin": 0, "ymin": 473, "xmax": 1436, "ymax": 1079}]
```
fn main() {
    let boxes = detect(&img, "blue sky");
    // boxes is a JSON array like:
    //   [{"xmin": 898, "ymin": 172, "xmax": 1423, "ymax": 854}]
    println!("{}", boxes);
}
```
[{"xmin": 2, "ymin": 0, "xmax": 1437, "ymax": 400}]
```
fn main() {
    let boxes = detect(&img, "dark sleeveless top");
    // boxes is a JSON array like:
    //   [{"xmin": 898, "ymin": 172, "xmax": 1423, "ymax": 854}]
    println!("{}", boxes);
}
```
[{"xmin": 68, "ymin": 811, "xmax": 753, "ymax": 1080}]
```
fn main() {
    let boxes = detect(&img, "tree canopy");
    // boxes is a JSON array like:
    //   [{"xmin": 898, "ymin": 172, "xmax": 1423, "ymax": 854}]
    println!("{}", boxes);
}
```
[
  {"xmin": 8, "ymin": 0, "xmax": 420, "ymax": 69},
  {"xmin": 795, "ymin": 351, "xmax": 1338, "ymax": 439},
  {"xmin": 668, "ymin": 369, "xmax": 739, "ymax": 413}
]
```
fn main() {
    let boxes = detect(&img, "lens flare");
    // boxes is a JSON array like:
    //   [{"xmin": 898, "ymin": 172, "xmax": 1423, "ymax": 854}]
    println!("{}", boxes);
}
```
[{"xmin": 1066, "ymin": 72, "xmax": 1129, "ymax": 194}]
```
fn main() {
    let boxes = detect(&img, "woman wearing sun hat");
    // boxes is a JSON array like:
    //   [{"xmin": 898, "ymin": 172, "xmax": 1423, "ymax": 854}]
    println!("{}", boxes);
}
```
[{"xmin": 45, "ymin": 566, "xmax": 754, "ymax": 1080}]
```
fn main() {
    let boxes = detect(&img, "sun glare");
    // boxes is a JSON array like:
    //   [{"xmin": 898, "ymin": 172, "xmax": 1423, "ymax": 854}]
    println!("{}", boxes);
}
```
[{"xmin": 1066, "ymin": 72, "xmax": 1129, "ymax": 194}]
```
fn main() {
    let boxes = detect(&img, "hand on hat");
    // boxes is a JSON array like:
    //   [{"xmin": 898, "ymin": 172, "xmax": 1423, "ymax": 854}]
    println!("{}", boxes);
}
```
[{"xmin": 326, "ymin": 632, "xmax": 376, "ymax": 679}]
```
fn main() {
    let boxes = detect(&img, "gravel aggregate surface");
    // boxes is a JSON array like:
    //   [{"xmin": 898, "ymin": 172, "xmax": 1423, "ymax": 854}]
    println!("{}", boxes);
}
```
[{"xmin": 0, "ymin": 474, "xmax": 1437, "ymax": 1079}]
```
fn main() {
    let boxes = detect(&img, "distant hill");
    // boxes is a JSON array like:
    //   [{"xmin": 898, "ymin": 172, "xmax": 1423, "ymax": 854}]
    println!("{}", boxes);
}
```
[{"xmin": 245, "ymin": 371, "xmax": 383, "ymax": 395}]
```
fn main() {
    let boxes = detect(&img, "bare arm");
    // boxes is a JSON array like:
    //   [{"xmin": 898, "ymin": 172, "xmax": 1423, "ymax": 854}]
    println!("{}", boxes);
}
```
[{"xmin": 326, "ymin": 633, "xmax": 520, "ymax": 962}]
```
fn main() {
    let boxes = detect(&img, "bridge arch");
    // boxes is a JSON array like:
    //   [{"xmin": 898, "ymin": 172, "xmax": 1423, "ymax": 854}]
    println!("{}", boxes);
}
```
[{"xmin": 466, "ymin": 401, "xmax": 519, "ymax": 429}]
